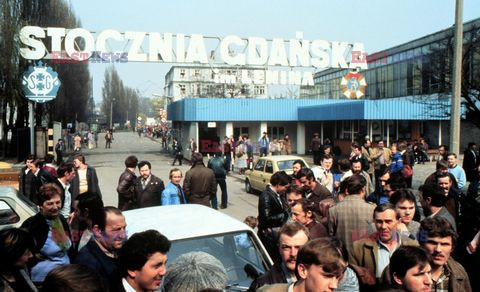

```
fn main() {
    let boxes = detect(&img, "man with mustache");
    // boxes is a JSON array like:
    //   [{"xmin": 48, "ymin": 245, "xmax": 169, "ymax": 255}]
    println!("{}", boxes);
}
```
[
  {"xmin": 249, "ymin": 222, "xmax": 309, "ymax": 291},
  {"xmin": 419, "ymin": 217, "xmax": 472, "ymax": 292}
]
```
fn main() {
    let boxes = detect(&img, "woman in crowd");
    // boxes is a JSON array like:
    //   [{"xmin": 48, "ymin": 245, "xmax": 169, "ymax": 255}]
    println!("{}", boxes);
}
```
[
  {"xmin": 161, "ymin": 168, "xmax": 186, "ymax": 205},
  {"xmin": 0, "ymin": 228, "xmax": 37, "ymax": 291},
  {"xmin": 21, "ymin": 183, "xmax": 72, "ymax": 285}
]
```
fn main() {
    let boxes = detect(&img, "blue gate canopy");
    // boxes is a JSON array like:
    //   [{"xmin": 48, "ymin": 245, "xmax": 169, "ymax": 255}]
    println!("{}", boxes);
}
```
[
  {"xmin": 167, "ymin": 95, "xmax": 454, "ymax": 122},
  {"xmin": 298, "ymin": 96, "xmax": 453, "ymax": 121}
]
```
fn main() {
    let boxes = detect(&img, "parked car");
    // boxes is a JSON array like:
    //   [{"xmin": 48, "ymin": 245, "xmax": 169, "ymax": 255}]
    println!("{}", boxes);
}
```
[
  {"xmin": 124, "ymin": 204, "xmax": 273, "ymax": 291},
  {"xmin": 244, "ymin": 155, "xmax": 308, "ymax": 193},
  {"xmin": 0, "ymin": 187, "xmax": 37, "ymax": 231}
]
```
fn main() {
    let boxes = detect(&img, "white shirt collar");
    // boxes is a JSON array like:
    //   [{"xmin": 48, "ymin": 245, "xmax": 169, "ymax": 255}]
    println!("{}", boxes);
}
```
[{"xmin": 122, "ymin": 278, "xmax": 137, "ymax": 292}]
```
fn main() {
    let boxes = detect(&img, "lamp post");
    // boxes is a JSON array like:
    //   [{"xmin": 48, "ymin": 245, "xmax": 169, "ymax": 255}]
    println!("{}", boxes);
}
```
[{"xmin": 109, "ymin": 98, "xmax": 115, "ymax": 129}]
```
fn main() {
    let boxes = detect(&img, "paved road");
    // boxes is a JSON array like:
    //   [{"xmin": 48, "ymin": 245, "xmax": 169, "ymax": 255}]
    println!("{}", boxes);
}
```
[
  {"xmin": 81, "ymin": 131, "xmax": 259, "ymax": 222},
  {"xmin": 80, "ymin": 131, "xmax": 438, "ymax": 222}
]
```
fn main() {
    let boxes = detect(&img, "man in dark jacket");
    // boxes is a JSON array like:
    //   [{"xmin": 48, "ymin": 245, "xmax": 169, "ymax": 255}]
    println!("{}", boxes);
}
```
[
  {"xmin": 183, "ymin": 152, "xmax": 216, "ymax": 207},
  {"xmin": 249, "ymin": 222, "xmax": 309, "ymax": 291},
  {"xmin": 134, "ymin": 160, "xmax": 164, "ymax": 208},
  {"xmin": 116, "ymin": 155, "xmax": 138, "ymax": 211},
  {"xmin": 310, "ymin": 133, "xmax": 322, "ymax": 165},
  {"xmin": 75, "ymin": 207, "xmax": 126, "ymax": 291},
  {"xmin": 207, "ymin": 152, "xmax": 227, "ymax": 209},
  {"xmin": 28, "ymin": 159, "xmax": 55, "ymax": 204},
  {"xmin": 18, "ymin": 154, "xmax": 36, "ymax": 201},
  {"xmin": 71, "ymin": 154, "xmax": 102, "ymax": 203},
  {"xmin": 258, "ymin": 171, "xmax": 291, "ymax": 262},
  {"xmin": 463, "ymin": 142, "xmax": 479, "ymax": 191}
]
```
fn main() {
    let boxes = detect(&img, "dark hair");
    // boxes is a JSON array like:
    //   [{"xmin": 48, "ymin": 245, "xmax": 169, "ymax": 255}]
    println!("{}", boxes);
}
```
[
  {"xmin": 345, "ymin": 174, "xmax": 366, "ymax": 195},
  {"xmin": 293, "ymin": 159, "xmax": 306, "ymax": 168},
  {"xmin": 138, "ymin": 160, "xmax": 151, "ymax": 170},
  {"xmin": 278, "ymin": 221, "xmax": 310, "ymax": 240},
  {"xmin": 389, "ymin": 246, "xmax": 430, "ymax": 287},
  {"xmin": 25, "ymin": 154, "xmax": 36, "ymax": 162},
  {"xmin": 297, "ymin": 168, "xmax": 315, "ymax": 181},
  {"xmin": 435, "ymin": 172, "xmax": 451, "ymax": 183},
  {"xmin": 337, "ymin": 158, "xmax": 351, "ymax": 172},
  {"xmin": 191, "ymin": 152, "xmax": 204, "ymax": 166},
  {"xmin": 350, "ymin": 158, "xmax": 362, "ymax": 167},
  {"xmin": 390, "ymin": 189, "xmax": 416, "ymax": 206},
  {"xmin": 77, "ymin": 192, "xmax": 104, "ymax": 230},
  {"xmin": 322, "ymin": 154, "xmax": 333, "ymax": 161},
  {"xmin": 329, "ymin": 237, "xmax": 349, "ymax": 263},
  {"xmin": 125, "ymin": 155, "xmax": 138, "ymax": 168},
  {"xmin": 57, "ymin": 162, "xmax": 75, "ymax": 178},
  {"xmin": 373, "ymin": 203, "xmax": 397, "ymax": 218},
  {"xmin": 44, "ymin": 154, "xmax": 55, "ymax": 164},
  {"xmin": 73, "ymin": 154, "xmax": 85, "ymax": 164},
  {"xmin": 387, "ymin": 173, "xmax": 407, "ymax": 191},
  {"xmin": 118, "ymin": 230, "xmax": 171, "ymax": 277},
  {"xmin": 292, "ymin": 199, "xmax": 316, "ymax": 219},
  {"xmin": 0, "ymin": 228, "xmax": 35, "ymax": 271},
  {"xmin": 295, "ymin": 238, "xmax": 347, "ymax": 279},
  {"xmin": 435, "ymin": 159, "xmax": 448, "ymax": 170},
  {"xmin": 419, "ymin": 183, "xmax": 446, "ymax": 207},
  {"xmin": 287, "ymin": 184, "xmax": 305, "ymax": 196},
  {"xmin": 41, "ymin": 264, "xmax": 106, "ymax": 292},
  {"xmin": 351, "ymin": 142, "xmax": 361, "ymax": 150},
  {"xmin": 338, "ymin": 179, "xmax": 349, "ymax": 195},
  {"xmin": 270, "ymin": 171, "xmax": 291, "ymax": 186},
  {"xmin": 438, "ymin": 144, "xmax": 448, "ymax": 151},
  {"xmin": 419, "ymin": 217, "xmax": 457, "ymax": 246},
  {"xmin": 32, "ymin": 159, "xmax": 43, "ymax": 168},
  {"xmin": 38, "ymin": 183, "xmax": 62, "ymax": 205}
]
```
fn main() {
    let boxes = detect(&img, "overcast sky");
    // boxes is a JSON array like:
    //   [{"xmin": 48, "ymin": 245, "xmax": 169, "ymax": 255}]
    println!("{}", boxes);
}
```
[{"xmin": 69, "ymin": 0, "xmax": 480, "ymax": 102}]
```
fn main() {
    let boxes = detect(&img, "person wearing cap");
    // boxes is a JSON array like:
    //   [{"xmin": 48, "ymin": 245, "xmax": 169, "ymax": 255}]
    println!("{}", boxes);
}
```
[{"xmin": 162, "ymin": 251, "xmax": 227, "ymax": 291}]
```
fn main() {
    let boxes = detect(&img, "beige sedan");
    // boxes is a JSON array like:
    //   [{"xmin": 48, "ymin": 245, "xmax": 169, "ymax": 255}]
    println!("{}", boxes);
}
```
[{"xmin": 244, "ymin": 155, "xmax": 308, "ymax": 193}]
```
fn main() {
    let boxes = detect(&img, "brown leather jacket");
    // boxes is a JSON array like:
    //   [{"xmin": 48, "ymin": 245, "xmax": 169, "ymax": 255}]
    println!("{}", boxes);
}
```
[{"xmin": 183, "ymin": 164, "xmax": 216, "ymax": 206}]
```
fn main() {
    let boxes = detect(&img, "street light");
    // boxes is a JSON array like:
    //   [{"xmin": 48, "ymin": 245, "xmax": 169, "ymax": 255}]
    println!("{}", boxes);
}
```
[{"xmin": 110, "ymin": 98, "xmax": 115, "ymax": 129}]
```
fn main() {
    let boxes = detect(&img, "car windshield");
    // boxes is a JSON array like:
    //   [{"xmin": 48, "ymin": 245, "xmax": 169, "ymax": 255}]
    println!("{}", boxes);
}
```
[
  {"xmin": 15, "ymin": 192, "xmax": 38, "ymax": 213},
  {"xmin": 167, "ymin": 231, "xmax": 269, "ymax": 290},
  {"xmin": 276, "ymin": 160, "xmax": 297, "ymax": 170}
]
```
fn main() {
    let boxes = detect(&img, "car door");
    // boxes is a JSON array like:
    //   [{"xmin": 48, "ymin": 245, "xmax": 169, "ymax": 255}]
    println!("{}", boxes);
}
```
[
  {"xmin": 262, "ymin": 160, "xmax": 274, "ymax": 190},
  {"xmin": 250, "ymin": 159, "xmax": 266, "ymax": 191}
]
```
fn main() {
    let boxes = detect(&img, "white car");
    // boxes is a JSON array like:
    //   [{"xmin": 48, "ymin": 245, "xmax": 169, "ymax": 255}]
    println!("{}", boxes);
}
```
[
  {"xmin": 0, "ymin": 187, "xmax": 38, "ymax": 231},
  {"xmin": 124, "ymin": 204, "xmax": 273, "ymax": 291}
]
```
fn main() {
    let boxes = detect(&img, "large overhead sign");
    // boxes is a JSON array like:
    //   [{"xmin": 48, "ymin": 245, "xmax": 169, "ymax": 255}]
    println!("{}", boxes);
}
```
[{"xmin": 19, "ymin": 26, "xmax": 368, "ymax": 86}]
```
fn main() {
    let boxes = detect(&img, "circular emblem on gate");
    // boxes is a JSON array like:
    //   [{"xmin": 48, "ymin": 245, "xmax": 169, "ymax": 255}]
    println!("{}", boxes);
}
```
[
  {"xmin": 341, "ymin": 71, "xmax": 367, "ymax": 99},
  {"xmin": 21, "ymin": 61, "xmax": 61, "ymax": 103}
]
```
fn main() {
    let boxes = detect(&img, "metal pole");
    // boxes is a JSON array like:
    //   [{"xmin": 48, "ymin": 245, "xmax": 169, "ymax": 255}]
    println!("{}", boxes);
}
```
[
  {"xmin": 29, "ymin": 102, "xmax": 34, "ymax": 154},
  {"xmin": 109, "ymin": 99, "xmax": 113, "ymax": 129},
  {"xmin": 450, "ymin": 0, "xmax": 463, "ymax": 155}
]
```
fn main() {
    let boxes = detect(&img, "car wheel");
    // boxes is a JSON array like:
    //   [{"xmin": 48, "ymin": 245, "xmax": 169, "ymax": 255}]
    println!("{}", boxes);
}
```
[{"xmin": 245, "ymin": 179, "xmax": 253, "ymax": 194}]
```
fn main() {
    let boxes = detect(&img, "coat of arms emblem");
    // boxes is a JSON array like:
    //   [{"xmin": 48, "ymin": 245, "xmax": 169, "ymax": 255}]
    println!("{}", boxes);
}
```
[
  {"xmin": 21, "ymin": 61, "xmax": 61, "ymax": 103},
  {"xmin": 341, "ymin": 70, "xmax": 367, "ymax": 99}
]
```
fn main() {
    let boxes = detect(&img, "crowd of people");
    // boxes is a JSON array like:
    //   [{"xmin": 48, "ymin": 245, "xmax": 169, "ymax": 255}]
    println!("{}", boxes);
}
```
[
  {"xmin": 252, "ymin": 138, "xmax": 480, "ymax": 291},
  {"xmin": 9, "ymin": 148, "xmax": 236, "ymax": 291},
  {"xmin": 6, "ymin": 133, "xmax": 480, "ymax": 291}
]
